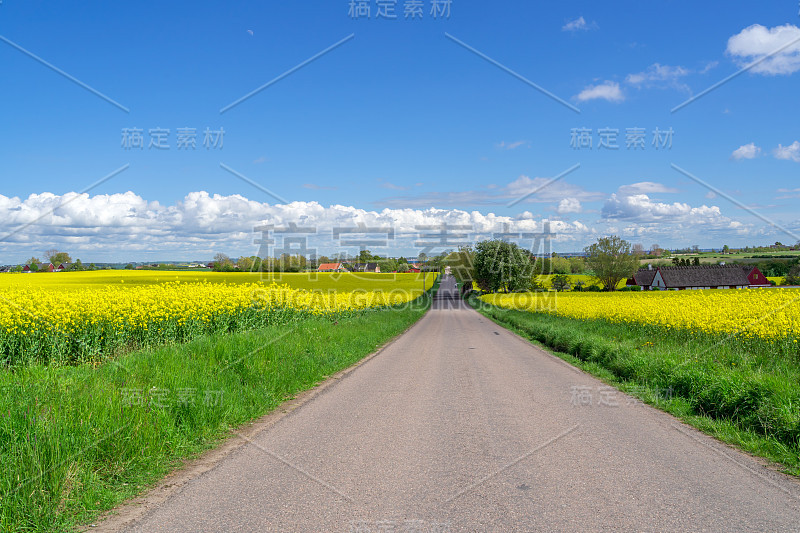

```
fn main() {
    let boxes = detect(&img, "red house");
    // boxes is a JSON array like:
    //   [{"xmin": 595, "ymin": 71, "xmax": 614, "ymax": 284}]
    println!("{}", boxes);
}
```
[
  {"xmin": 23, "ymin": 263, "xmax": 54, "ymax": 272},
  {"xmin": 743, "ymin": 266, "xmax": 770, "ymax": 287},
  {"xmin": 318, "ymin": 262, "xmax": 346, "ymax": 272}
]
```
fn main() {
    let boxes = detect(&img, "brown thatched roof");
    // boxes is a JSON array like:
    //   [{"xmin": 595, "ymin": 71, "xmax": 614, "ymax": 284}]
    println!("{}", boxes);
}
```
[
  {"xmin": 632, "ymin": 269, "xmax": 657, "ymax": 287},
  {"xmin": 656, "ymin": 265, "xmax": 750, "ymax": 288}
]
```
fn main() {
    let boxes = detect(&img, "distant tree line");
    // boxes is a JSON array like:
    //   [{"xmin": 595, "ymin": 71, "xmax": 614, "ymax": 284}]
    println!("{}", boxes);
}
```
[
  {"xmin": 15, "ymin": 250, "xmax": 95, "ymax": 272},
  {"xmin": 210, "ymin": 249, "xmax": 450, "ymax": 273},
  {"xmin": 445, "ymin": 235, "xmax": 640, "ymax": 294}
]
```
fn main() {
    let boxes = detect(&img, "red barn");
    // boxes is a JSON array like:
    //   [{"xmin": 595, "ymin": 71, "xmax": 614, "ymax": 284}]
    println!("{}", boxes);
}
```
[
  {"xmin": 743, "ymin": 266, "xmax": 770, "ymax": 287},
  {"xmin": 23, "ymin": 263, "xmax": 54, "ymax": 272}
]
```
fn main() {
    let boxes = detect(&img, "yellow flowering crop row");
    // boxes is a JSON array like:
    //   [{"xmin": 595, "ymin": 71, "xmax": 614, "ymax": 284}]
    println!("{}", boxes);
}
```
[
  {"xmin": 0, "ymin": 278, "xmax": 433, "ymax": 365},
  {"xmin": 481, "ymin": 289, "xmax": 800, "ymax": 341}
]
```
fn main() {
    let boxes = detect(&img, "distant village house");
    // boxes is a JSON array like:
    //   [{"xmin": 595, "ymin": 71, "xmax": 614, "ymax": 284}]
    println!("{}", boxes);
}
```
[
  {"xmin": 627, "ymin": 265, "xmax": 771, "ymax": 291},
  {"xmin": 23, "ymin": 263, "xmax": 55, "ymax": 272},
  {"xmin": 317, "ymin": 262, "xmax": 348, "ymax": 272},
  {"xmin": 348, "ymin": 263, "xmax": 381, "ymax": 273}
]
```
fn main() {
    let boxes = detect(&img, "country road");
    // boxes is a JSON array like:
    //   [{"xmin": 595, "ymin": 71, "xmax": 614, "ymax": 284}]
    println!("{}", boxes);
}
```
[{"xmin": 111, "ymin": 275, "xmax": 800, "ymax": 532}]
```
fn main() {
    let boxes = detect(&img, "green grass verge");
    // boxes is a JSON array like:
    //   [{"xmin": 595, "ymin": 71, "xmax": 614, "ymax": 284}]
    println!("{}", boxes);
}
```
[
  {"xmin": 469, "ymin": 295, "xmax": 800, "ymax": 476},
  {"xmin": 0, "ymin": 299, "xmax": 430, "ymax": 532}
]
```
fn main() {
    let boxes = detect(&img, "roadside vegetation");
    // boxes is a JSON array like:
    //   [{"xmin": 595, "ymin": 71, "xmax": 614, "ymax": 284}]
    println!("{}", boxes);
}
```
[
  {"xmin": 455, "ymin": 235, "xmax": 800, "ymax": 475},
  {"xmin": 0, "ymin": 294, "xmax": 433, "ymax": 532},
  {"xmin": 0, "ymin": 272, "xmax": 435, "ymax": 366},
  {"xmin": 470, "ymin": 295, "xmax": 800, "ymax": 476}
]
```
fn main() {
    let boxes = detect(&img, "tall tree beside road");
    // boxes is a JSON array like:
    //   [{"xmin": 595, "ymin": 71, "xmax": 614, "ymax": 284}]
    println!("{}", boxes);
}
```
[
  {"xmin": 446, "ymin": 246, "xmax": 475, "ymax": 284},
  {"xmin": 585, "ymin": 236, "xmax": 640, "ymax": 292},
  {"xmin": 473, "ymin": 240, "xmax": 533, "ymax": 293}
]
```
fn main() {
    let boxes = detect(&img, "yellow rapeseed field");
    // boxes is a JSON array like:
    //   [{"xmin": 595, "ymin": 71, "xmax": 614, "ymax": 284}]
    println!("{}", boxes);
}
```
[
  {"xmin": 0, "ymin": 270, "xmax": 436, "ymax": 291},
  {"xmin": 481, "ymin": 289, "xmax": 800, "ymax": 341},
  {"xmin": 0, "ymin": 271, "xmax": 436, "ymax": 365}
]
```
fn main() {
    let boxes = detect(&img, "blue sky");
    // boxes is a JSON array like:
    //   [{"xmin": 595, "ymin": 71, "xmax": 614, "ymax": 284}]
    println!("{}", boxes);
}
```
[{"xmin": 1, "ymin": 1, "xmax": 799, "ymax": 262}]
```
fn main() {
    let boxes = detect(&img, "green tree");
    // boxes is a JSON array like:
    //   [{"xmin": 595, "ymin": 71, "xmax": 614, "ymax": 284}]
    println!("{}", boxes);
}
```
[
  {"xmin": 358, "ymin": 250, "xmax": 376, "ymax": 263},
  {"xmin": 568, "ymin": 257, "xmax": 586, "ymax": 273},
  {"xmin": 386, "ymin": 258, "xmax": 400, "ymax": 272},
  {"xmin": 472, "ymin": 239, "xmax": 533, "ymax": 293},
  {"xmin": 446, "ymin": 246, "xmax": 475, "ymax": 284},
  {"xmin": 550, "ymin": 273, "xmax": 571, "ymax": 292},
  {"xmin": 550, "ymin": 256, "xmax": 572, "ymax": 274},
  {"xmin": 26, "ymin": 257, "xmax": 41, "ymax": 271},
  {"xmin": 44, "ymin": 249, "xmax": 71, "ymax": 266},
  {"xmin": 237, "ymin": 256, "xmax": 255, "ymax": 272},
  {"xmin": 584, "ymin": 236, "xmax": 639, "ymax": 292},
  {"xmin": 212, "ymin": 253, "xmax": 234, "ymax": 272},
  {"xmin": 397, "ymin": 263, "xmax": 410, "ymax": 273},
  {"xmin": 783, "ymin": 264, "xmax": 800, "ymax": 286},
  {"xmin": 277, "ymin": 253, "xmax": 305, "ymax": 272}
]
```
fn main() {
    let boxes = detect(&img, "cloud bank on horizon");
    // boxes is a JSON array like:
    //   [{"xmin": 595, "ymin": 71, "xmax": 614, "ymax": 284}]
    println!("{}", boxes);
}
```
[{"xmin": 0, "ymin": 183, "xmax": 782, "ymax": 262}]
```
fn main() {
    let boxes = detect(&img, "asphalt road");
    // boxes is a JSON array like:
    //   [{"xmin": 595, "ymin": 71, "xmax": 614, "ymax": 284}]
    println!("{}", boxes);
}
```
[{"xmin": 117, "ymin": 275, "xmax": 800, "ymax": 532}]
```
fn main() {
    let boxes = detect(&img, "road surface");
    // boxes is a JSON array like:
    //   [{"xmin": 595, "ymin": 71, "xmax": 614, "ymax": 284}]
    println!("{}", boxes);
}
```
[{"xmin": 114, "ymin": 275, "xmax": 800, "ymax": 532}]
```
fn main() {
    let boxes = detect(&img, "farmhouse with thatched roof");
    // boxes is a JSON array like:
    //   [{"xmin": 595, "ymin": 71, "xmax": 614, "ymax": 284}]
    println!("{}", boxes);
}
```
[{"xmin": 628, "ymin": 264, "xmax": 770, "ymax": 291}]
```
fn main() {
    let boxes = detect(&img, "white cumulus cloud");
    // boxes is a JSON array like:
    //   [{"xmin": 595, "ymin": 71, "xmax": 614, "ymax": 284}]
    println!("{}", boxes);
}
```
[
  {"xmin": 556, "ymin": 198, "xmax": 582, "ymax": 214},
  {"xmin": 726, "ymin": 24, "xmax": 800, "ymax": 75},
  {"xmin": 562, "ymin": 16, "xmax": 597, "ymax": 32},
  {"xmin": 731, "ymin": 143, "xmax": 762, "ymax": 160},
  {"xmin": 625, "ymin": 63, "xmax": 690, "ymax": 92},
  {"xmin": 575, "ymin": 81, "xmax": 624, "ymax": 103},
  {"xmin": 602, "ymin": 193, "xmax": 733, "ymax": 229},
  {"xmin": 773, "ymin": 141, "xmax": 800, "ymax": 162},
  {"xmin": 0, "ymin": 191, "xmax": 596, "ymax": 261}
]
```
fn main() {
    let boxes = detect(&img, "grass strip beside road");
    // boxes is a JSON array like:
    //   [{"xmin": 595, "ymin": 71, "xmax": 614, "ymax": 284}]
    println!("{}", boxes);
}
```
[
  {"xmin": 0, "ymin": 299, "xmax": 430, "ymax": 532},
  {"xmin": 470, "ymin": 296, "xmax": 800, "ymax": 477}
]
